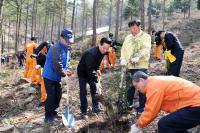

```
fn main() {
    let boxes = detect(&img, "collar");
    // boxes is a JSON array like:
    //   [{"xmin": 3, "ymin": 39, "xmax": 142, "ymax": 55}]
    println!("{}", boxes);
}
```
[{"xmin": 133, "ymin": 30, "xmax": 143, "ymax": 37}]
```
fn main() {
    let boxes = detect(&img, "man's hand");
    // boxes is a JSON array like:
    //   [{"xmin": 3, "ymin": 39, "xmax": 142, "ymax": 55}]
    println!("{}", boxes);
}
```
[
  {"xmin": 130, "ymin": 124, "xmax": 140, "ymax": 133},
  {"xmin": 97, "ymin": 70, "xmax": 101, "ymax": 77},
  {"xmin": 131, "ymin": 57, "xmax": 139, "ymax": 64},
  {"xmin": 120, "ymin": 59, "xmax": 127, "ymax": 66},
  {"xmin": 35, "ymin": 65, "xmax": 41, "ymax": 69},
  {"xmin": 66, "ymin": 69, "xmax": 73, "ymax": 77}
]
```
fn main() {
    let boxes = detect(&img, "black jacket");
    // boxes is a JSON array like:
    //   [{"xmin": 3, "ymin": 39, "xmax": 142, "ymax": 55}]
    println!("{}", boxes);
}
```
[
  {"xmin": 77, "ymin": 46, "xmax": 104, "ymax": 82},
  {"xmin": 164, "ymin": 32, "xmax": 184, "ymax": 54}
]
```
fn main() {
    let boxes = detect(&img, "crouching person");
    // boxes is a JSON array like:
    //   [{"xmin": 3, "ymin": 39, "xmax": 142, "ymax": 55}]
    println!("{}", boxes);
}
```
[
  {"xmin": 77, "ymin": 37, "xmax": 111, "ymax": 119},
  {"xmin": 42, "ymin": 28, "xmax": 73, "ymax": 124},
  {"xmin": 130, "ymin": 71, "xmax": 200, "ymax": 133}
]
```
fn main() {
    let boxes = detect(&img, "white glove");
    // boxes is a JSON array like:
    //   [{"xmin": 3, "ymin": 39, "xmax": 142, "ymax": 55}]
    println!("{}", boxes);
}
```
[
  {"xmin": 130, "ymin": 124, "xmax": 140, "ymax": 133},
  {"xmin": 35, "ymin": 65, "xmax": 41, "ymax": 69},
  {"xmin": 131, "ymin": 57, "xmax": 139, "ymax": 64},
  {"xmin": 120, "ymin": 59, "xmax": 127, "ymax": 66}
]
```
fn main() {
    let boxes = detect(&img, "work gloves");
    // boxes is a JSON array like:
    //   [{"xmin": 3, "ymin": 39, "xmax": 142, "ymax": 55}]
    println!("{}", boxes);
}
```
[
  {"xmin": 164, "ymin": 50, "xmax": 176, "ymax": 63},
  {"xmin": 120, "ymin": 59, "xmax": 127, "ymax": 66},
  {"xmin": 131, "ymin": 57, "xmax": 139, "ymax": 64},
  {"xmin": 130, "ymin": 124, "xmax": 140, "ymax": 133}
]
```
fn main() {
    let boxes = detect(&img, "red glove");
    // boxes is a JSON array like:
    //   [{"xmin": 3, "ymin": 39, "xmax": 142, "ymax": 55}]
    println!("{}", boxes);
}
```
[{"xmin": 66, "ymin": 69, "xmax": 73, "ymax": 77}]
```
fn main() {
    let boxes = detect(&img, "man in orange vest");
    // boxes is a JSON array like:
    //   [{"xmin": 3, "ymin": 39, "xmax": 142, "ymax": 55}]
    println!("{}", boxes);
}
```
[
  {"xmin": 130, "ymin": 71, "xmax": 200, "ymax": 133},
  {"xmin": 24, "ymin": 37, "xmax": 38, "ymax": 80}
]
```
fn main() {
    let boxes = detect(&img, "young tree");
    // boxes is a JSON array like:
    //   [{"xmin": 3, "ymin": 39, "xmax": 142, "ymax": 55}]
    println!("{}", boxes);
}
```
[{"xmin": 148, "ymin": 0, "xmax": 152, "ymax": 34}]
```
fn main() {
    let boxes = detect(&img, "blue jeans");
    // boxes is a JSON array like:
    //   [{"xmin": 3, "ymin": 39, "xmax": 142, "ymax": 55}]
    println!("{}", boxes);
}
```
[
  {"xmin": 126, "ymin": 69, "xmax": 147, "ymax": 109},
  {"xmin": 158, "ymin": 106, "xmax": 200, "ymax": 133}
]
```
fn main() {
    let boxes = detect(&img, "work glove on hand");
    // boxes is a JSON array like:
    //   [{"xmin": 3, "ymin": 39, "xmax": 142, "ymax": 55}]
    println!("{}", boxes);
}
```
[
  {"xmin": 131, "ymin": 57, "xmax": 139, "ymax": 64},
  {"xmin": 130, "ymin": 124, "xmax": 140, "ymax": 133},
  {"xmin": 120, "ymin": 59, "xmax": 127, "ymax": 66}
]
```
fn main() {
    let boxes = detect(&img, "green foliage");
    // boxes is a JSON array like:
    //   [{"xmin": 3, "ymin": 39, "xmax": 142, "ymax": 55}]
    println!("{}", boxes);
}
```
[{"xmin": 123, "ymin": 0, "xmax": 139, "ymax": 20}]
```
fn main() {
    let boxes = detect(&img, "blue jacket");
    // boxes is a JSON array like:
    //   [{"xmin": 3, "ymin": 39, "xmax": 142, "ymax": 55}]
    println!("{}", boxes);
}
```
[{"xmin": 42, "ymin": 40, "xmax": 70, "ymax": 82}]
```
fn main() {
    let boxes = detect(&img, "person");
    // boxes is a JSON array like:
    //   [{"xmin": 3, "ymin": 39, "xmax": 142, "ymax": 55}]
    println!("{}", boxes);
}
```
[
  {"xmin": 152, "ymin": 30, "xmax": 162, "ymax": 61},
  {"xmin": 120, "ymin": 20, "xmax": 151, "ymax": 112},
  {"xmin": 155, "ymin": 31, "xmax": 184, "ymax": 76},
  {"xmin": 31, "ymin": 41, "xmax": 53, "ymax": 106},
  {"xmin": 130, "ymin": 71, "xmax": 200, "ymax": 133},
  {"xmin": 77, "ymin": 37, "xmax": 111, "ymax": 119},
  {"xmin": 24, "ymin": 37, "xmax": 38, "ymax": 80},
  {"xmin": 42, "ymin": 28, "xmax": 73, "ymax": 124}
]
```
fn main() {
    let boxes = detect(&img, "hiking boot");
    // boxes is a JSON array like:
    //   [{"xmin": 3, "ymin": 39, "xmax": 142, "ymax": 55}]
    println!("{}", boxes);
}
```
[{"xmin": 38, "ymin": 102, "xmax": 45, "ymax": 107}]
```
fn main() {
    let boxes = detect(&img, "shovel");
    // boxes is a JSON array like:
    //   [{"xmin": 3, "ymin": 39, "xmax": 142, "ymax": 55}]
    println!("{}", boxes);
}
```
[{"xmin": 62, "ymin": 77, "xmax": 75, "ymax": 128}]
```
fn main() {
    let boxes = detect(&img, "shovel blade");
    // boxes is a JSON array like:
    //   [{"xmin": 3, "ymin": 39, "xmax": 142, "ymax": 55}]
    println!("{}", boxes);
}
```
[{"xmin": 62, "ymin": 108, "xmax": 75, "ymax": 128}]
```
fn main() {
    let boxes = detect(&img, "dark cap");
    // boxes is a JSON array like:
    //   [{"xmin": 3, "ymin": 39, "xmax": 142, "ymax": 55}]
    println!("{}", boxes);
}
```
[
  {"xmin": 128, "ymin": 20, "xmax": 141, "ymax": 27},
  {"xmin": 100, "ymin": 37, "xmax": 112, "ymax": 45},
  {"xmin": 31, "ymin": 37, "xmax": 37, "ymax": 41},
  {"xmin": 132, "ymin": 71, "xmax": 148, "ymax": 81},
  {"xmin": 61, "ymin": 28, "xmax": 74, "ymax": 43}
]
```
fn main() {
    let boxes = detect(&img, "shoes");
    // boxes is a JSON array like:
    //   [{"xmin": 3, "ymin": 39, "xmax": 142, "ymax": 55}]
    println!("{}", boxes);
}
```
[
  {"xmin": 38, "ymin": 102, "xmax": 45, "ymax": 107},
  {"xmin": 44, "ymin": 117, "xmax": 54, "ymax": 125},
  {"xmin": 81, "ymin": 113, "xmax": 88, "ymax": 120},
  {"xmin": 92, "ymin": 108, "xmax": 103, "ymax": 113},
  {"xmin": 135, "ymin": 107, "xmax": 144, "ymax": 113},
  {"xmin": 53, "ymin": 111, "xmax": 62, "ymax": 119}
]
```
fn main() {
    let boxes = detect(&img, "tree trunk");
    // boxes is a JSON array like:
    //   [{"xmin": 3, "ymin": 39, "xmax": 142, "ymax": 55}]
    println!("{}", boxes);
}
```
[
  {"xmin": 1, "ymin": 32, "xmax": 4, "ymax": 54},
  {"xmin": 119, "ymin": 0, "xmax": 123, "ymax": 31},
  {"xmin": 42, "ymin": 2, "xmax": 48, "ymax": 40},
  {"xmin": 34, "ymin": 0, "xmax": 37, "ymax": 36},
  {"xmin": 63, "ymin": 0, "xmax": 67, "ymax": 28},
  {"xmin": 50, "ymin": 2, "xmax": 55, "ymax": 41},
  {"xmin": 92, "ymin": 0, "xmax": 97, "ymax": 46},
  {"xmin": 148, "ymin": 0, "xmax": 152, "ymax": 34},
  {"xmin": 74, "ymin": 4, "xmax": 78, "ymax": 40},
  {"xmin": 140, "ymin": 0, "xmax": 145, "ymax": 30},
  {"xmin": 8, "ymin": 17, "xmax": 10, "ymax": 52},
  {"xmin": 25, "ymin": 1, "xmax": 29, "ymax": 45},
  {"xmin": 0, "ymin": 0, "xmax": 4, "ymax": 55},
  {"xmin": 188, "ymin": 0, "xmax": 191, "ymax": 18},
  {"xmin": 58, "ymin": 3, "xmax": 62, "ymax": 38},
  {"xmin": 108, "ymin": 0, "xmax": 113, "ymax": 33},
  {"xmin": 162, "ymin": 0, "xmax": 165, "ymax": 30},
  {"xmin": 71, "ymin": 0, "xmax": 76, "ymax": 30},
  {"xmin": 15, "ymin": 7, "xmax": 19, "ymax": 53},
  {"xmin": 31, "ymin": 0, "xmax": 36, "ymax": 37},
  {"xmin": 81, "ymin": 0, "xmax": 86, "ymax": 42},
  {"xmin": 17, "ymin": 7, "xmax": 22, "ymax": 52},
  {"xmin": 115, "ymin": 0, "xmax": 120, "ymax": 41}
]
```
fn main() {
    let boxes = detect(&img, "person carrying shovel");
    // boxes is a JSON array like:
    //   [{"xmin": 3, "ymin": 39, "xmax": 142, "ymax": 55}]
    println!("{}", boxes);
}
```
[{"xmin": 42, "ymin": 28, "xmax": 74, "ymax": 124}]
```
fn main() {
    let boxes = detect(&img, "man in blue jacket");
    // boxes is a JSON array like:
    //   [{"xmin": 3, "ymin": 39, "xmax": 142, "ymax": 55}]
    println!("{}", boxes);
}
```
[{"xmin": 42, "ymin": 28, "xmax": 73, "ymax": 124}]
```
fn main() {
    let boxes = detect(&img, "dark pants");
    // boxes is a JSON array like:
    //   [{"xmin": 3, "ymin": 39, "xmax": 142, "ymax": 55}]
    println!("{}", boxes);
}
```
[
  {"xmin": 126, "ymin": 69, "xmax": 147, "ymax": 109},
  {"xmin": 168, "ymin": 50, "xmax": 184, "ymax": 77},
  {"xmin": 44, "ymin": 78, "xmax": 62, "ymax": 120},
  {"xmin": 78, "ymin": 76, "xmax": 98, "ymax": 114},
  {"xmin": 158, "ymin": 106, "xmax": 200, "ymax": 133}
]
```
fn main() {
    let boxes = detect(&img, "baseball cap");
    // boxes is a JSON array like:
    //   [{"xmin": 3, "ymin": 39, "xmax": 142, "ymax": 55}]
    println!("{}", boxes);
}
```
[{"xmin": 61, "ymin": 28, "xmax": 74, "ymax": 43}]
